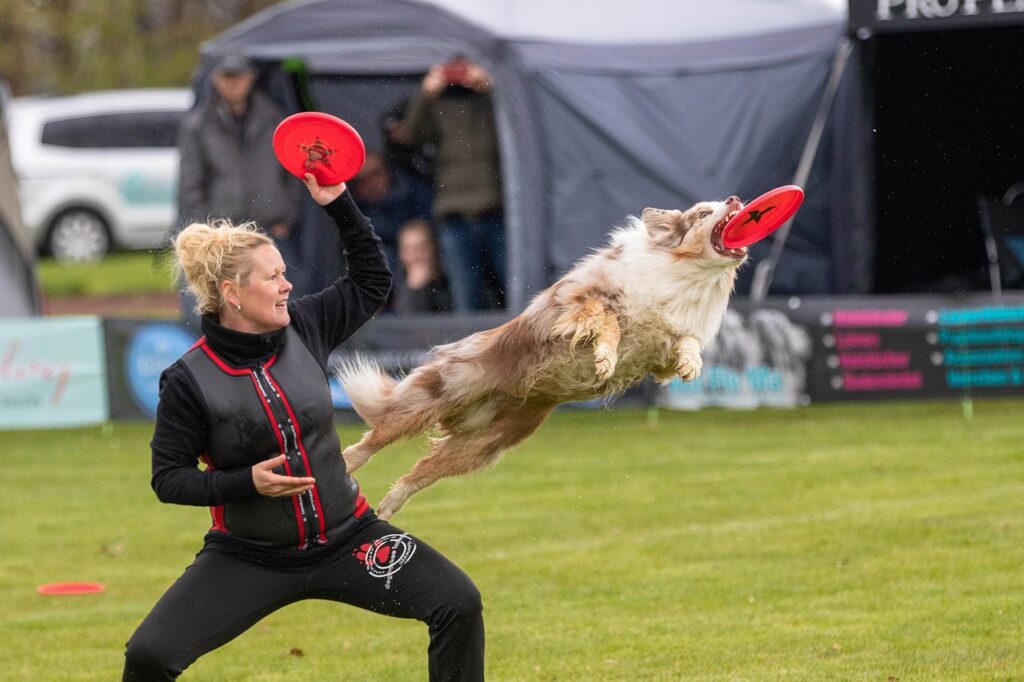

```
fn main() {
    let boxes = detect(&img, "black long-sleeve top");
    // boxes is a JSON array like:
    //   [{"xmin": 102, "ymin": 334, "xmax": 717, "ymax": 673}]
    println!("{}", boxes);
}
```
[{"xmin": 150, "ymin": 191, "xmax": 391, "ymax": 510}]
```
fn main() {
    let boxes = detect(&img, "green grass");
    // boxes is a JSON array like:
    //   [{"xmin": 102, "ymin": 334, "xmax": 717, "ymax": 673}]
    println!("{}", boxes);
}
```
[
  {"xmin": 3, "ymin": 400, "xmax": 1024, "ymax": 680},
  {"xmin": 36, "ymin": 251, "xmax": 176, "ymax": 297}
]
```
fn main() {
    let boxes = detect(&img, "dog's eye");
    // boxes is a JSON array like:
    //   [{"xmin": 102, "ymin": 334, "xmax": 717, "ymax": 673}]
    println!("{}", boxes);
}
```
[{"xmin": 698, "ymin": 210, "xmax": 712, "ymax": 219}]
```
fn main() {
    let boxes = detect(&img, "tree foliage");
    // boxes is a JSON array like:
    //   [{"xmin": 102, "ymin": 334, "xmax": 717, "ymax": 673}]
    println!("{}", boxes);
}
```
[{"xmin": 0, "ymin": 0, "xmax": 280, "ymax": 96}]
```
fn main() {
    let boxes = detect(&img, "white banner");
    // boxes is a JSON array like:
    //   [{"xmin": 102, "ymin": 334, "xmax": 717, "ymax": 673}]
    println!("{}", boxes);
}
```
[
  {"xmin": 0, "ymin": 316, "xmax": 108, "ymax": 429},
  {"xmin": 658, "ymin": 308, "xmax": 812, "ymax": 409}
]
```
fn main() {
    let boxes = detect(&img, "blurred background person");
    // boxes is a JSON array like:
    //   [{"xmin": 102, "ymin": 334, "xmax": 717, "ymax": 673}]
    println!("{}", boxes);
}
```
[
  {"xmin": 175, "ymin": 52, "xmax": 304, "ymax": 327},
  {"xmin": 348, "ymin": 150, "xmax": 433, "ymax": 282},
  {"xmin": 394, "ymin": 218, "xmax": 452, "ymax": 314},
  {"xmin": 379, "ymin": 98, "xmax": 435, "ymax": 189},
  {"xmin": 404, "ymin": 56, "xmax": 505, "ymax": 312}
]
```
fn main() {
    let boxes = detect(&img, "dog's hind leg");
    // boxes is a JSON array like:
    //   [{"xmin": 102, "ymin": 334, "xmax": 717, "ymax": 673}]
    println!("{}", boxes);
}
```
[
  {"xmin": 344, "ymin": 425, "xmax": 404, "ymax": 473},
  {"xmin": 375, "ymin": 403, "xmax": 556, "ymax": 520},
  {"xmin": 343, "ymin": 365, "xmax": 449, "ymax": 473}
]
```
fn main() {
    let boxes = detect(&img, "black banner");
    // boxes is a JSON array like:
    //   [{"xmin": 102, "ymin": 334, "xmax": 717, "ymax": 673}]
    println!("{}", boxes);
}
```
[
  {"xmin": 849, "ymin": 0, "xmax": 1024, "ymax": 35},
  {"xmin": 791, "ymin": 295, "xmax": 1024, "ymax": 400}
]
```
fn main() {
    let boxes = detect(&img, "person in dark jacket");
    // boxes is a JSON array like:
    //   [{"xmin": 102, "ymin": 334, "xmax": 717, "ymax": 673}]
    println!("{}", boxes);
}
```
[
  {"xmin": 176, "ymin": 53, "xmax": 306, "ymax": 322},
  {"xmin": 122, "ymin": 173, "xmax": 484, "ymax": 681},
  {"xmin": 404, "ymin": 56, "xmax": 505, "ymax": 312},
  {"xmin": 348, "ymin": 150, "xmax": 434, "ymax": 280}
]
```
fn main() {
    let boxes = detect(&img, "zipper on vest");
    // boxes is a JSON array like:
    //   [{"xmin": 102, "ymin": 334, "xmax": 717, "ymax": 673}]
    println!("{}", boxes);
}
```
[{"xmin": 254, "ymin": 363, "xmax": 326, "ymax": 549}]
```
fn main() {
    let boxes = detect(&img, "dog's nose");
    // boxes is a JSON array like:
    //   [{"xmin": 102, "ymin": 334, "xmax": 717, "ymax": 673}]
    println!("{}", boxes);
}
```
[{"xmin": 725, "ymin": 195, "xmax": 741, "ymax": 207}]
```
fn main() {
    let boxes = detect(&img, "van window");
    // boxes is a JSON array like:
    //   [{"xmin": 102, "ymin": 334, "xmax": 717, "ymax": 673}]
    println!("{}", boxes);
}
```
[{"xmin": 41, "ymin": 110, "xmax": 184, "ymax": 148}]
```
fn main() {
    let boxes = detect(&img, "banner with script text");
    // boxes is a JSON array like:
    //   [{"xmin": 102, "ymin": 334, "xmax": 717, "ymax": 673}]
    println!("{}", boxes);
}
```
[{"xmin": 0, "ymin": 316, "xmax": 108, "ymax": 428}]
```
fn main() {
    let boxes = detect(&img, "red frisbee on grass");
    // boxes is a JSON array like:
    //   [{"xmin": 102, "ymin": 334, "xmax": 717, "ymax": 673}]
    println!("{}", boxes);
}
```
[
  {"xmin": 272, "ymin": 112, "xmax": 366, "ymax": 185},
  {"xmin": 722, "ymin": 185, "xmax": 805, "ymax": 249},
  {"xmin": 36, "ymin": 582, "xmax": 107, "ymax": 596}
]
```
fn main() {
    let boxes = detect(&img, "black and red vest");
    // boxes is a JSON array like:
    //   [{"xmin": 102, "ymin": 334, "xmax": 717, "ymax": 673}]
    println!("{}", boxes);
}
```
[{"xmin": 181, "ymin": 327, "xmax": 368, "ymax": 550}]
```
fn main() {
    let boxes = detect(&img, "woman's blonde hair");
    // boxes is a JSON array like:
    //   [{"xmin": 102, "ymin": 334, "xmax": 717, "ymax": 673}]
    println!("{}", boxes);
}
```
[{"xmin": 172, "ymin": 220, "xmax": 274, "ymax": 315}]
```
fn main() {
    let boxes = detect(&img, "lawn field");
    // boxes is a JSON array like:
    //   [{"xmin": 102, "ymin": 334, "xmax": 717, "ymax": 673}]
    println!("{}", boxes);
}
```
[
  {"xmin": 36, "ymin": 252, "xmax": 174, "ymax": 298},
  {"xmin": 2, "ymin": 400, "xmax": 1023, "ymax": 681}
]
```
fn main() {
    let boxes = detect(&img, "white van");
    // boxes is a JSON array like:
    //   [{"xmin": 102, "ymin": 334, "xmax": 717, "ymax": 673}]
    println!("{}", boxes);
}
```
[{"xmin": 7, "ymin": 88, "xmax": 193, "ymax": 261}]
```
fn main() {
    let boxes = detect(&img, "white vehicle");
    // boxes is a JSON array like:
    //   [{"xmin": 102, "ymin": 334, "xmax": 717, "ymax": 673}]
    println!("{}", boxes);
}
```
[{"xmin": 7, "ymin": 88, "xmax": 193, "ymax": 261}]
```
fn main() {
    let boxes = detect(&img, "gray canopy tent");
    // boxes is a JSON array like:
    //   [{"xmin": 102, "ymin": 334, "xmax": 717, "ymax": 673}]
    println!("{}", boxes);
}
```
[
  {"xmin": 200, "ymin": 0, "xmax": 868, "ymax": 308},
  {"xmin": 0, "ymin": 79, "xmax": 40, "ymax": 318}
]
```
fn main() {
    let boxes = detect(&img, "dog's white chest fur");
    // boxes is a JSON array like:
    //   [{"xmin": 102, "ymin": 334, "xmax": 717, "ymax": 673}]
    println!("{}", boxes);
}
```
[{"xmin": 615, "ymin": 229, "xmax": 735, "ymax": 342}]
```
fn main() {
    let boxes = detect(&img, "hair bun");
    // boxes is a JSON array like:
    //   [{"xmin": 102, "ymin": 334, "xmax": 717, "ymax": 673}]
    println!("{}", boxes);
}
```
[{"xmin": 171, "ymin": 220, "xmax": 272, "ymax": 316}]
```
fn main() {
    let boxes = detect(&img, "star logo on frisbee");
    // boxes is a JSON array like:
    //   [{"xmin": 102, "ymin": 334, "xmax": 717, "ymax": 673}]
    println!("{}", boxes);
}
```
[
  {"xmin": 273, "ymin": 112, "xmax": 366, "ymax": 185},
  {"xmin": 741, "ymin": 205, "xmax": 776, "ymax": 226},
  {"xmin": 721, "ymin": 186, "xmax": 805, "ymax": 249},
  {"xmin": 298, "ymin": 136, "xmax": 335, "ymax": 173}
]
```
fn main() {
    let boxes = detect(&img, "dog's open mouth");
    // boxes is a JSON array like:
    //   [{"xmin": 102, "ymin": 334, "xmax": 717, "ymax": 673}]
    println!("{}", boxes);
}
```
[{"xmin": 711, "ymin": 210, "xmax": 747, "ymax": 259}]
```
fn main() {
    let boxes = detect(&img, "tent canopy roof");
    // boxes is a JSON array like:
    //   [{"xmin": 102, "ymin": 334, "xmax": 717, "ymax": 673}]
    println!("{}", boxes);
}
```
[
  {"xmin": 422, "ymin": 0, "xmax": 846, "ymax": 44},
  {"xmin": 204, "ymin": 0, "xmax": 847, "ymax": 69},
  {"xmin": 200, "ymin": 0, "xmax": 856, "ymax": 303}
]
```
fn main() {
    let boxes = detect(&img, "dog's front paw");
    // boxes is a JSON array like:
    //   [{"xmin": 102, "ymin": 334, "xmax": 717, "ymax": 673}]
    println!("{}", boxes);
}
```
[
  {"xmin": 652, "ymin": 365, "xmax": 677, "ymax": 384},
  {"xmin": 594, "ymin": 343, "xmax": 617, "ymax": 381},
  {"xmin": 676, "ymin": 352, "xmax": 703, "ymax": 382}
]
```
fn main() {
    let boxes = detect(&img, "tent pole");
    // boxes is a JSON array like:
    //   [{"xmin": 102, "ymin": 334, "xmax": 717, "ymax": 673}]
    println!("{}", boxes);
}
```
[{"xmin": 750, "ymin": 36, "xmax": 853, "ymax": 303}]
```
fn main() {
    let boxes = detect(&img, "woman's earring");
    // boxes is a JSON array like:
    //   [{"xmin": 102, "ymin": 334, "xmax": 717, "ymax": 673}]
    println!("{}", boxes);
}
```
[{"xmin": 235, "ymin": 304, "xmax": 242, "ymax": 312}]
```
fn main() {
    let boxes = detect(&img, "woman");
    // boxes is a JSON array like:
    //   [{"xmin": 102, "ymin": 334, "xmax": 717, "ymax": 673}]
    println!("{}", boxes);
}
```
[{"xmin": 123, "ymin": 174, "xmax": 484, "ymax": 681}]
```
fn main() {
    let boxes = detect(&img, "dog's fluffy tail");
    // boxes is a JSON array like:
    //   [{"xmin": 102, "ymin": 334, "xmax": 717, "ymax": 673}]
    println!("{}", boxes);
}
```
[{"xmin": 335, "ymin": 356, "xmax": 397, "ymax": 427}]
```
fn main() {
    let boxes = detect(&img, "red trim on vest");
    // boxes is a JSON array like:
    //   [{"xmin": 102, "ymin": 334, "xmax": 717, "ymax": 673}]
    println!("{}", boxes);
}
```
[
  {"xmin": 263, "ymin": 370, "xmax": 328, "ymax": 543},
  {"xmin": 198, "ymin": 341, "xmax": 253, "ymax": 376},
  {"xmin": 251, "ymin": 373, "xmax": 308, "ymax": 549},
  {"xmin": 354, "ymin": 490, "xmax": 369, "ymax": 518},
  {"xmin": 199, "ymin": 454, "xmax": 227, "ymax": 533}
]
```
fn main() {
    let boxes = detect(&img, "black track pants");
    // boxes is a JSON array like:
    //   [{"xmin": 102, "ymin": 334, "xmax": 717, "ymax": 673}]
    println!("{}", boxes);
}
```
[{"xmin": 122, "ymin": 520, "xmax": 484, "ymax": 681}]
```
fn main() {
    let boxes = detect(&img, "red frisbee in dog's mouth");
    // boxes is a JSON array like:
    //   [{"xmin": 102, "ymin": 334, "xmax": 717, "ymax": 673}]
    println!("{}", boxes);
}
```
[
  {"xmin": 36, "ymin": 582, "xmax": 107, "ymax": 595},
  {"xmin": 273, "ymin": 112, "xmax": 366, "ymax": 185},
  {"xmin": 721, "ymin": 185, "xmax": 805, "ymax": 249}
]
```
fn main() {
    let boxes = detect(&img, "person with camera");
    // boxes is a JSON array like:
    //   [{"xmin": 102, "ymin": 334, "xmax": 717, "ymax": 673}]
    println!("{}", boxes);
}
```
[{"xmin": 404, "ymin": 56, "xmax": 505, "ymax": 312}]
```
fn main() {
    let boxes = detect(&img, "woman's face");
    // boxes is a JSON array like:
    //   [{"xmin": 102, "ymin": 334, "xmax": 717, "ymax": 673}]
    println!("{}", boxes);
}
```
[{"xmin": 229, "ymin": 244, "xmax": 293, "ymax": 333}]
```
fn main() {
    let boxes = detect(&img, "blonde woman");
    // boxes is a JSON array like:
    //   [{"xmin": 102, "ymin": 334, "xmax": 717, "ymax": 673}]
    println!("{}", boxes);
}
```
[{"xmin": 123, "ymin": 174, "xmax": 483, "ymax": 681}]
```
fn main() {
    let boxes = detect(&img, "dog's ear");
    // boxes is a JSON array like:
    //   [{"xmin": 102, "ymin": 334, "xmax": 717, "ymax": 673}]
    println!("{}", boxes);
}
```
[{"xmin": 642, "ymin": 208, "xmax": 684, "ymax": 248}]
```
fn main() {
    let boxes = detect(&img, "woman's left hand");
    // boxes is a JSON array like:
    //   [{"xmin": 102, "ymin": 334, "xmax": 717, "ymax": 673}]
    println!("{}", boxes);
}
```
[{"xmin": 303, "ymin": 173, "xmax": 347, "ymax": 206}]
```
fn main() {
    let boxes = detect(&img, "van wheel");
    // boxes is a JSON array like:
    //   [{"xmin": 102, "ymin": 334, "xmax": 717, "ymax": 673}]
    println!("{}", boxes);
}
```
[{"xmin": 47, "ymin": 209, "xmax": 111, "ymax": 262}]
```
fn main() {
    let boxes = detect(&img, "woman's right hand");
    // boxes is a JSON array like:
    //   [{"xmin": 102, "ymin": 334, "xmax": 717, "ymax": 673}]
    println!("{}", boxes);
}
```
[
  {"xmin": 252, "ymin": 454, "xmax": 316, "ymax": 498},
  {"xmin": 302, "ymin": 173, "xmax": 346, "ymax": 206},
  {"xmin": 422, "ymin": 65, "xmax": 447, "ymax": 98}
]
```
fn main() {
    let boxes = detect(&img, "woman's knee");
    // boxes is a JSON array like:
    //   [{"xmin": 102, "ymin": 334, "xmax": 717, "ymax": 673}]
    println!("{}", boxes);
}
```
[
  {"xmin": 123, "ymin": 633, "xmax": 182, "ymax": 680},
  {"xmin": 437, "ymin": 577, "xmax": 483, "ymax": 624}
]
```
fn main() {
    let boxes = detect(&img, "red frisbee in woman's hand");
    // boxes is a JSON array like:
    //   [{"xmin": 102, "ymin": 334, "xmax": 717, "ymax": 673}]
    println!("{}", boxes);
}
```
[
  {"xmin": 722, "ymin": 185, "xmax": 805, "ymax": 249},
  {"xmin": 37, "ymin": 582, "xmax": 106, "ymax": 595},
  {"xmin": 273, "ymin": 112, "xmax": 366, "ymax": 185}
]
